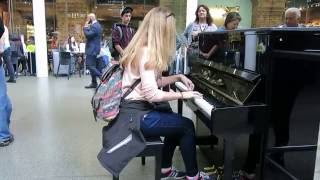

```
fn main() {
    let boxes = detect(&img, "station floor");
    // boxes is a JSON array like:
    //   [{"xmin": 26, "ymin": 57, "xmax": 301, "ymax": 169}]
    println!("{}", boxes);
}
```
[{"xmin": 0, "ymin": 75, "xmax": 319, "ymax": 180}]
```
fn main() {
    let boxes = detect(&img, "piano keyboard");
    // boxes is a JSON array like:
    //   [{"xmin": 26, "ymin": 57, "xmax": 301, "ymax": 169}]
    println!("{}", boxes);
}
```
[{"xmin": 175, "ymin": 82, "xmax": 215, "ymax": 118}]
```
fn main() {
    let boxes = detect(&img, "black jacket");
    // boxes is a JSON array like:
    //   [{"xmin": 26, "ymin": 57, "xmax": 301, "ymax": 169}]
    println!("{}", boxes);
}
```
[{"xmin": 97, "ymin": 100, "xmax": 153, "ymax": 177}]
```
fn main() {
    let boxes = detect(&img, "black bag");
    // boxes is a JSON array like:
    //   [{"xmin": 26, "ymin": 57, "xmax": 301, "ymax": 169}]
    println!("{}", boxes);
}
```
[{"xmin": 97, "ymin": 106, "xmax": 148, "ymax": 177}]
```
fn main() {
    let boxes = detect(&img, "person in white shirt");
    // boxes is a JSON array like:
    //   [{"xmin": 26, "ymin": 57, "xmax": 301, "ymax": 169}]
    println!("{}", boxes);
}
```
[
  {"xmin": 0, "ymin": 25, "xmax": 15, "ymax": 83},
  {"xmin": 66, "ymin": 35, "xmax": 79, "ymax": 53},
  {"xmin": 66, "ymin": 35, "xmax": 79, "ymax": 73}
]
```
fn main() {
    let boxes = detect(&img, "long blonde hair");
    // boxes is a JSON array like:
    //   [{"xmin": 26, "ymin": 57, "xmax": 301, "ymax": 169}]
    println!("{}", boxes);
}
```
[{"xmin": 120, "ymin": 7, "xmax": 176, "ymax": 72}]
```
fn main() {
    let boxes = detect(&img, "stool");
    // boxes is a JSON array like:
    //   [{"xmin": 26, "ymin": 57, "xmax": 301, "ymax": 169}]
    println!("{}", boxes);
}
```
[{"xmin": 113, "ymin": 136, "xmax": 164, "ymax": 180}]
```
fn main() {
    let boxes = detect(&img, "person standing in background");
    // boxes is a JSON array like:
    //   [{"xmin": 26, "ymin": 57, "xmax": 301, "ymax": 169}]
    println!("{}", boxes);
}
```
[
  {"xmin": 279, "ymin": 7, "xmax": 305, "ymax": 27},
  {"xmin": 270, "ymin": 7, "xmax": 306, "ymax": 167},
  {"xmin": 0, "ymin": 25, "xmax": 15, "ymax": 83},
  {"xmin": 218, "ymin": 12, "xmax": 242, "ymax": 31},
  {"xmin": 83, "ymin": 13, "xmax": 103, "ymax": 89},
  {"xmin": 184, "ymin": 5, "xmax": 217, "ymax": 52},
  {"xmin": 0, "ymin": 17, "xmax": 14, "ymax": 147},
  {"xmin": 111, "ymin": 7, "xmax": 135, "ymax": 61}
]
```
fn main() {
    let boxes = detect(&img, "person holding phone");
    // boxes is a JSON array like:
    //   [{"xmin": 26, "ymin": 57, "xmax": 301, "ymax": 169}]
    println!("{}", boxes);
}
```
[{"xmin": 83, "ymin": 13, "xmax": 103, "ymax": 89}]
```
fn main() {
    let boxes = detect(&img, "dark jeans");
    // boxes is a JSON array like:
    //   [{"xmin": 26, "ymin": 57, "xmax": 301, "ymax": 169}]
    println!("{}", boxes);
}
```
[
  {"xmin": 140, "ymin": 110, "xmax": 198, "ymax": 176},
  {"xmin": 2, "ymin": 48, "xmax": 15, "ymax": 80},
  {"xmin": 86, "ymin": 55, "xmax": 105, "ymax": 84}
]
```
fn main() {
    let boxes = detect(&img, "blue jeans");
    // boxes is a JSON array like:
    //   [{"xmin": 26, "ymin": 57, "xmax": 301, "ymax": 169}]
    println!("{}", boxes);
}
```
[
  {"xmin": 0, "ymin": 65, "xmax": 12, "ymax": 141},
  {"xmin": 140, "ymin": 111, "xmax": 198, "ymax": 176}
]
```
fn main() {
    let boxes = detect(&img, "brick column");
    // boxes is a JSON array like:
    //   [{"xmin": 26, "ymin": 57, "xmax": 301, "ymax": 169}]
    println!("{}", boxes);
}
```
[
  {"xmin": 251, "ymin": 0, "xmax": 287, "ymax": 27},
  {"xmin": 55, "ymin": 0, "xmax": 90, "ymax": 45}
]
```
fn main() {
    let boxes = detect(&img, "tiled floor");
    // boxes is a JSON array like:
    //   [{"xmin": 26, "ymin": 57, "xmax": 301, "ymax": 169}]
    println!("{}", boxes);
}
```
[{"xmin": 0, "ymin": 75, "xmax": 319, "ymax": 180}]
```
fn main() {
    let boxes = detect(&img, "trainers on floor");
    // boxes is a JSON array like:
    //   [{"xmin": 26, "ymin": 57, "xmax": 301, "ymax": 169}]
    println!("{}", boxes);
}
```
[
  {"xmin": 197, "ymin": 171, "xmax": 217, "ymax": 180},
  {"xmin": 161, "ymin": 167, "xmax": 186, "ymax": 179},
  {"xmin": 6, "ymin": 79, "xmax": 16, "ymax": 83},
  {"xmin": 239, "ymin": 170, "xmax": 256, "ymax": 180},
  {"xmin": 0, "ymin": 135, "xmax": 14, "ymax": 147}
]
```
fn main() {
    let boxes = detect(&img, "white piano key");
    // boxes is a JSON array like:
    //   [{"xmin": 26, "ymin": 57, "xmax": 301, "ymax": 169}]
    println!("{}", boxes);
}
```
[{"xmin": 175, "ymin": 82, "xmax": 215, "ymax": 117}]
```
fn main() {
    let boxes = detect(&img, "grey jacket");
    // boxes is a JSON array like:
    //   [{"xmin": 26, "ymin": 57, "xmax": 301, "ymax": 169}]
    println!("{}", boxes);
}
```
[{"xmin": 97, "ymin": 100, "xmax": 153, "ymax": 177}]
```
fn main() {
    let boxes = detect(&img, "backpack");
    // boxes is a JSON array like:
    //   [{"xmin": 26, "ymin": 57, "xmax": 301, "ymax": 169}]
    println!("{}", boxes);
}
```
[
  {"xmin": 109, "ymin": 24, "xmax": 134, "ymax": 57},
  {"xmin": 10, "ymin": 41, "xmax": 22, "ymax": 57},
  {"xmin": 91, "ymin": 64, "xmax": 140, "ymax": 122}
]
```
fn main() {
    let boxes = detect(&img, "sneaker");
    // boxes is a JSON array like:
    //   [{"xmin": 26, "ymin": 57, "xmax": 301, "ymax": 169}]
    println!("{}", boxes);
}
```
[
  {"xmin": 0, "ymin": 135, "xmax": 14, "ymax": 147},
  {"xmin": 196, "ymin": 171, "xmax": 217, "ymax": 180},
  {"xmin": 161, "ymin": 167, "xmax": 186, "ymax": 179},
  {"xmin": 6, "ymin": 79, "xmax": 16, "ymax": 83},
  {"xmin": 239, "ymin": 170, "xmax": 256, "ymax": 180}
]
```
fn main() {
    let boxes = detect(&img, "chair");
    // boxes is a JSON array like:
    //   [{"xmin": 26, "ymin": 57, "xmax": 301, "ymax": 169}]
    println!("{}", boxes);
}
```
[
  {"xmin": 56, "ymin": 51, "xmax": 71, "ymax": 80},
  {"xmin": 111, "ymin": 136, "xmax": 164, "ymax": 180}
]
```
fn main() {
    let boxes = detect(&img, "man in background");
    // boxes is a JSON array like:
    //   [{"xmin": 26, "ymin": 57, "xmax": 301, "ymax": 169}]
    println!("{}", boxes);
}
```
[
  {"xmin": 0, "ymin": 24, "xmax": 15, "ymax": 83},
  {"xmin": 111, "ymin": 7, "xmax": 135, "ymax": 61},
  {"xmin": 271, "ymin": 7, "xmax": 306, "ymax": 166},
  {"xmin": 83, "ymin": 13, "xmax": 103, "ymax": 89},
  {"xmin": 0, "ymin": 17, "xmax": 14, "ymax": 147},
  {"xmin": 279, "ymin": 7, "xmax": 305, "ymax": 27}
]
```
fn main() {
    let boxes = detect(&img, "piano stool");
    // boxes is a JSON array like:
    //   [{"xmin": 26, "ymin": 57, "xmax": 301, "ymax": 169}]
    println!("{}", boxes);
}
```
[{"xmin": 113, "ymin": 137, "xmax": 164, "ymax": 180}]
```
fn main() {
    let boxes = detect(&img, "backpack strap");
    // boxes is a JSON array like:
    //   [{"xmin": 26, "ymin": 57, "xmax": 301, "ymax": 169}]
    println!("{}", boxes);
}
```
[
  {"xmin": 116, "ymin": 25, "xmax": 123, "ymax": 40},
  {"xmin": 122, "ymin": 79, "xmax": 141, "ymax": 99}
]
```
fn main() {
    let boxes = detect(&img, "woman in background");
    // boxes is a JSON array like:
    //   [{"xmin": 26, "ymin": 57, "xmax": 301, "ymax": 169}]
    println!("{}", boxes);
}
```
[
  {"xmin": 66, "ymin": 35, "xmax": 79, "ymax": 73},
  {"xmin": 200, "ymin": 12, "xmax": 242, "ymax": 59},
  {"xmin": 219, "ymin": 12, "xmax": 242, "ymax": 31},
  {"xmin": 184, "ymin": 4, "xmax": 217, "ymax": 57}
]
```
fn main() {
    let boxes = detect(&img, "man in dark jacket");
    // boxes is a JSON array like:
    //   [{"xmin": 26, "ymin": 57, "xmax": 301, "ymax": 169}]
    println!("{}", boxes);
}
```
[{"xmin": 83, "ymin": 13, "xmax": 103, "ymax": 89}]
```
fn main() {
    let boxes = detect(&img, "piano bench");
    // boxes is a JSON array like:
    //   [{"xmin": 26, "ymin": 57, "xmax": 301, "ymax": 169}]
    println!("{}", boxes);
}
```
[{"xmin": 113, "ymin": 136, "xmax": 164, "ymax": 180}]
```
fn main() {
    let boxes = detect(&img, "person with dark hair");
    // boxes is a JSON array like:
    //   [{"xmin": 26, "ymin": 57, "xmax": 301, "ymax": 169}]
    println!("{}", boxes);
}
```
[
  {"xmin": 0, "ymin": 25, "xmax": 15, "ymax": 82},
  {"xmin": 10, "ymin": 33, "xmax": 24, "ymax": 76},
  {"xmin": 66, "ymin": 35, "xmax": 79, "ymax": 73},
  {"xmin": 0, "ymin": 17, "xmax": 14, "ymax": 147},
  {"xmin": 199, "ymin": 12, "xmax": 242, "ymax": 59},
  {"xmin": 111, "ymin": 7, "xmax": 135, "ymax": 61},
  {"xmin": 184, "ymin": 4, "xmax": 217, "ymax": 51},
  {"xmin": 219, "ymin": 12, "xmax": 242, "ymax": 30}
]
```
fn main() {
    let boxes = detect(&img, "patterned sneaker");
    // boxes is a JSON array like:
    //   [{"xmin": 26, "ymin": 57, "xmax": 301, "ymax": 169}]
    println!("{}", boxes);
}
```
[
  {"xmin": 239, "ymin": 170, "xmax": 256, "ymax": 180},
  {"xmin": 197, "ymin": 171, "xmax": 217, "ymax": 180},
  {"xmin": 161, "ymin": 167, "xmax": 186, "ymax": 179}
]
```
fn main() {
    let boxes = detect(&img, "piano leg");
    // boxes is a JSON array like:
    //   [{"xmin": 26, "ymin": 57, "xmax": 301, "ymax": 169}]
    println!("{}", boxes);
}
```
[{"xmin": 223, "ymin": 138, "xmax": 235, "ymax": 180}]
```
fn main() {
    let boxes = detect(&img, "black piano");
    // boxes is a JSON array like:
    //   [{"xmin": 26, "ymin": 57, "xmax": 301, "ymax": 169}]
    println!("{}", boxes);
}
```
[{"xmin": 175, "ymin": 28, "xmax": 320, "ymax": 179}]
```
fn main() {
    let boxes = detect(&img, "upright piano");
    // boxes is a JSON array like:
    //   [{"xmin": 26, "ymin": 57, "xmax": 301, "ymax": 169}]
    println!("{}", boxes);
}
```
[{"xmin": 175, "ymin": 28, "xmax": 320, "ymax": 179}]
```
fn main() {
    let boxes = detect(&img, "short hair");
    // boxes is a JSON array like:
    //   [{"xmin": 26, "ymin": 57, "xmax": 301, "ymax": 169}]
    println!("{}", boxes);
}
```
[
  {"xmin": 121, "ymin": 7, "xmax": 133, "ymax": 16},
  {"xmin": 285, "ymin": 7, "xmax": 301, "ymax": 19},
  {"xmin": 224, "ymin": 12, "xmax": 242, "ymax": 27}
]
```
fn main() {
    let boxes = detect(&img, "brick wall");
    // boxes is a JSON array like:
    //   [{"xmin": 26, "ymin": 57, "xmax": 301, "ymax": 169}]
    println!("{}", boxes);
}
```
[
  {"xmin": 251, "ymin": 0, "xmax": 287, "ymax": 27},
  {"xmin": 55, "ymin": 0, "xmax": 90, "ymax": 46}
]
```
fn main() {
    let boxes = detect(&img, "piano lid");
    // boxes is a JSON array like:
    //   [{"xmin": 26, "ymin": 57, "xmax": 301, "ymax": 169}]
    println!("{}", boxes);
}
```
[{"xmin": 190, "ymin": 58, "xmax": 261, "ymax": 106}]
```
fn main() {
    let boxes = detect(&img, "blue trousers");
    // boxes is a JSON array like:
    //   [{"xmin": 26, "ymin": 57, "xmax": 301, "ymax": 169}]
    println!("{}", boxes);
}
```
[
  {"xmin": 140, "ymin": 110, "xmax": 198, "ymax": 176},
  {"xmin": 0, "ymin": 65, "xmax": 12, "ymax": 141},
  {"xmin": 86, "ymin": 55, "xmax": 105, "ymax": 84}
]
